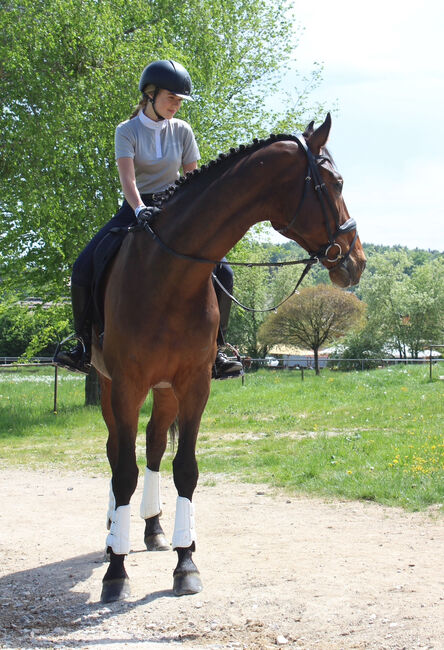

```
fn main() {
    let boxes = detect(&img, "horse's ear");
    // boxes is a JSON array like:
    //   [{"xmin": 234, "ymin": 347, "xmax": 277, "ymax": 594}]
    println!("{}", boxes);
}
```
[
  {"xmin": 303, "ymin": 120, "xmax": 315, "ymax": 139},
  {"xmin": 306, "ymin": 113, "xmax": 332, "ymax": 153}
]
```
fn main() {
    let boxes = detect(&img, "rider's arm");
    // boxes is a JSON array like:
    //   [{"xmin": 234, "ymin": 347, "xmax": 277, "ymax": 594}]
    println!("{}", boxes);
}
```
[
  {"xmin": 117, "ymin": 157, "xmax": 145, "ymax": 213},
  {"xmin": 182, "ymin": 161, "xmax": 198, "ymax": 174}
]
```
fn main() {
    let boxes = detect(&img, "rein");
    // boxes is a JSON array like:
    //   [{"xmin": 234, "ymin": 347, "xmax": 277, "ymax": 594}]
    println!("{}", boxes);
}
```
[
  {"xmin": 134, "ymin": 217, "xmax": 317, "ymax": 312},
  {"xmin": 212, "ymin": 264, "xmax": 314, "ymax": 313},
  {"xmin": 134, "ymin": 212, "xmax": 316, "ymax": 268}
]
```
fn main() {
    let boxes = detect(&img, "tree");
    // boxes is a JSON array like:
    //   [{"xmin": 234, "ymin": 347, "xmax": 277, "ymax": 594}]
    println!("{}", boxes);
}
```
[
  {"xmin": 399, "ymin": 261, "xmax": 444, "ymax": 356},
  {"xmin": 225, "ymin": 235, "xmax": 275, "ymax": 357},
  {"xmin": 0, "ymin": 295, "xmax": 71, "ymax": 357},
  {"xmin": 258, "ymin": 284, "xmax": 366, "ymax": 374},
  {"xmin": 357, "ymin": 253, "xmax": 444, "ymax": 358},
  {"xmin": 1, "ymin": 0, "xmax": 323, "ymax": 305}
]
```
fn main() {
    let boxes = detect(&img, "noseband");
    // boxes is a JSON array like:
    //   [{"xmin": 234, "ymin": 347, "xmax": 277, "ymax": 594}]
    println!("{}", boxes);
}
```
[{"xmin": 276, "ymin": 136, "xmax": 358, "ymax": 270}]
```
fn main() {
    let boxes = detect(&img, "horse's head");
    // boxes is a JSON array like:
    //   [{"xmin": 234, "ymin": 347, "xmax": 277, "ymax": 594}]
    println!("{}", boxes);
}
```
[{"xmin": 271, "ymin": 114, "xmax": 366, "ymax": 288}]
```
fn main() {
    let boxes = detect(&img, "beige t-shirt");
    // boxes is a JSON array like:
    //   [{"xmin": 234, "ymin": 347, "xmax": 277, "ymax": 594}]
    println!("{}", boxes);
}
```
[{"xmin": 115, "ymin": 111, "xmax": 200, "ymax": 193}]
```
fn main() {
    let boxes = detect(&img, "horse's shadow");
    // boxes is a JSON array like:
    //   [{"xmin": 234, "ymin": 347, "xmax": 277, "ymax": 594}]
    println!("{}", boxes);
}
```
[{"xmin": 0, "ymin": 550, "xmax": 183, "ymax": 648}]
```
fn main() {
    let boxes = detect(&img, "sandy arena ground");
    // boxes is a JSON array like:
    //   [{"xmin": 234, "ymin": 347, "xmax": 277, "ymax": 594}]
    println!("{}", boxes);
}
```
[{"xmin": 0, "ymin": 468, "xmax": 442, "ymax": 649}]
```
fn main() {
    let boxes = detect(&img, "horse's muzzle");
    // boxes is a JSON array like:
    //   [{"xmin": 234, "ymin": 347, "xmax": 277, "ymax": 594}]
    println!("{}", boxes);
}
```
[{"xmin": 329, "ymin": 255, "xmax": 366, "ymax": 288}]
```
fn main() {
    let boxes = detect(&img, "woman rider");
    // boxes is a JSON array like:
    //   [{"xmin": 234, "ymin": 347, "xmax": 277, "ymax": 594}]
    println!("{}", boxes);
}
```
[{"xmin": 54, "ymin": 59, "xmax": 242, "ymax": 378}]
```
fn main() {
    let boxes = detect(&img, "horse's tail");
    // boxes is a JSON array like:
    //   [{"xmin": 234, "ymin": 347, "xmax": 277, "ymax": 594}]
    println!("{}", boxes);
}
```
[{"xmin": 169, "ymin": 417, "xmax": 178, "ymax": 452}]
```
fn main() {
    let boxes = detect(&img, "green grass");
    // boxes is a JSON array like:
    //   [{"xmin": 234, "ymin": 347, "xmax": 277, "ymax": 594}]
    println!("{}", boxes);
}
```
[{"xmin": 0, "ymin": 364, "xmax": 442, "ymax": 511}]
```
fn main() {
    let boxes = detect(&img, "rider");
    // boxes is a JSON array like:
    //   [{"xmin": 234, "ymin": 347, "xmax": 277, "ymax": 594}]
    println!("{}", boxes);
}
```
[{"xmin": 53, "ymin": 59, "xmax": 242, "ymax": 378}]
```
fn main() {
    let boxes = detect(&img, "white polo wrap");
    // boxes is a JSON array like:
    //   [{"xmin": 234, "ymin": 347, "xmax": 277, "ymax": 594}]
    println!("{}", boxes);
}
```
[
  {"xmin": 106, "ymin": 480, "xmax": 116, "ymax": 530},
  {"xmin": 140, "ymin": 468, "xmax": 162, "ymax": 519},
  {"xmin": 106, "ymin": 505, "xmax": 131, "ymax": 555},
  {"xmin": 172, "ymin": 496, "xmax": 196, "ymax": 550}
]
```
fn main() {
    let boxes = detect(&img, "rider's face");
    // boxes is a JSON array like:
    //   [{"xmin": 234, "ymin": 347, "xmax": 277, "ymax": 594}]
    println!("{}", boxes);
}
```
[{"xmin": 148, "ymin": 88, "xmax": 183, "ymax": 120}]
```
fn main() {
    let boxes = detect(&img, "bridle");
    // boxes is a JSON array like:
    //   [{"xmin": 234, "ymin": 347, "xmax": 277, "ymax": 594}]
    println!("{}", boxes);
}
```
[{"xmin": 276, "ymin": 135, "xmax": 358, "ymax": 270}]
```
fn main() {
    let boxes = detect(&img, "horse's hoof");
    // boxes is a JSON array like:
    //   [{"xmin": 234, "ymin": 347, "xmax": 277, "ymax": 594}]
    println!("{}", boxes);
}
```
[
  {"xmin": 101, "ymin": 578, "xmax": 131, "ymax": 603},
  {"xmin": 145, "ymin": 533, "xmax": 170, "ymax": 551},
  {"xmin": 173, "ymin": 571, "xmax": 203, "ymax": 596}
]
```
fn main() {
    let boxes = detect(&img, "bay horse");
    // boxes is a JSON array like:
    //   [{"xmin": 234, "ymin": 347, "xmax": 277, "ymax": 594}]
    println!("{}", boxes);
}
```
[{"xmin": 92, "ymin": 113, "xmax": 366, "ymax": 602}]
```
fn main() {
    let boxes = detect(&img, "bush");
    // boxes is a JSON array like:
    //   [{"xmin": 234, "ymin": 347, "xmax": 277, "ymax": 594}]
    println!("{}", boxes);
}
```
[
  {"xmin": 332, "ymin": 326, "xmax": 386, "ymax": 370},
  {"xmin": 0, "ymin": 297, "xmax": 71, "ymax": 358}
]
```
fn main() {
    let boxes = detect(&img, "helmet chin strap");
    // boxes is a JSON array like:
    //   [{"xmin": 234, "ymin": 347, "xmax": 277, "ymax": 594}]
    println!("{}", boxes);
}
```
[{"xmin": 144, "ymin": 89, "xmax": 165, "ymax": 121}]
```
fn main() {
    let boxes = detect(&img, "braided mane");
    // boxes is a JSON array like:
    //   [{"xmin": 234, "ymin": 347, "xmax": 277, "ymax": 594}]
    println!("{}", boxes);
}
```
[{"xmin": 155, "ymin": 132, "xmax": 306, "ymax": 208}]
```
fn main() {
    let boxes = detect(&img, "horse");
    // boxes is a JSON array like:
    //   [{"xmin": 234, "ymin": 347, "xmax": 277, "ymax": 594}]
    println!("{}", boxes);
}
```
[{"xmin": 91, "ymin": 113, "xmax": 366, "ymax": 602}]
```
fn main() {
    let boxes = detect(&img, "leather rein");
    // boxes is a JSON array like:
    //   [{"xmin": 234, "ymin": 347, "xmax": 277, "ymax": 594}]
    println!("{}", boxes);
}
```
[{"xmin": 135, "ymin": 135, "xmax": 358, "ymax": 313}]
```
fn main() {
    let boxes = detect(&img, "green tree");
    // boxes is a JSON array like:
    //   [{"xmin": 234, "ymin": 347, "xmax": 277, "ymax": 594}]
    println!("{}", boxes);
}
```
[
  {"xmin": 357, "ymin": 253, "xmax": 444, "ymax": 358},
  {"xmin": 0, "ymin": 296, "xmax": 71, "ymax": 357},
  {"xmin": 397, "ymin": 261, "xmax": 444, "ymax": 356},
  {"xmin": 225, "ymin": 235, "xmax": 273, "ymax": 357},
  {"xmin": 1, "ymin": 0, "xmax": 323, "ymax": 306},
  {"xmin": 258, "ymin": 284, "xmax": 365, "ymax": 374}
]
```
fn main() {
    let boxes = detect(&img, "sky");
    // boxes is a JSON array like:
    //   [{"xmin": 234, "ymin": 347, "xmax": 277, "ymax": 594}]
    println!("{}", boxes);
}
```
[{"xmin": 271, "ymin": 0, "xmax": 444, "ymax": 251}]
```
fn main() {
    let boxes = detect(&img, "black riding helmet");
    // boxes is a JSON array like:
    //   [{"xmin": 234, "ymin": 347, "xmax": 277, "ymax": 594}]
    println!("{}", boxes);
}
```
[{"xmin": 139, "ymin": 59, "xmax": 193, "ymax": 100}]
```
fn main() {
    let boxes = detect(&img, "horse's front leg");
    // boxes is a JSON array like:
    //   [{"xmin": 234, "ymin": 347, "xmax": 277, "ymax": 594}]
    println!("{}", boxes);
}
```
[
  {"xmin": 141, "ymin": 387, "xmax": 178, "ymax": 551},
  {"xmin": 100, "ymin": 374, "xmax": 142, "ymax": 603},
  {"xmin": 171, "ymin": 374, "xmax": 211, "ymax": 596}
]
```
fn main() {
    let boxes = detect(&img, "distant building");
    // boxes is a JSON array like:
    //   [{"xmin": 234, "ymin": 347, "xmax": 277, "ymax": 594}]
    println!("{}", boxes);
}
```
[{"xmin": 268, "ymin": 345, "xmax": 330, "ymax": 369}]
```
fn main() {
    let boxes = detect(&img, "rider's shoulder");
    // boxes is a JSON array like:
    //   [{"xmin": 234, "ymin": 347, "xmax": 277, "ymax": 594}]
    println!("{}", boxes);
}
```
[
  {"xmin": 169, "ymin": 117, "xmax": 194, "ymax": 134},
  {"xmin": 115, "ymin": 116, "xmax": 140, "ymax": 136}
]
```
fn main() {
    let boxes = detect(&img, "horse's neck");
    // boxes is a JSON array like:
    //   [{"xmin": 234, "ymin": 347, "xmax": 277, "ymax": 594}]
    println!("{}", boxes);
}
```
[{"xmin": 158, "ymin": 148, "xmax": 294, "ymax": 262}]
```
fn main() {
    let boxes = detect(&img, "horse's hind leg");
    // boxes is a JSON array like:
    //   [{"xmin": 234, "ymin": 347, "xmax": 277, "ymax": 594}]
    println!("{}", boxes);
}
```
[
  {"xmin": 171, "ymin": 374, "xmax": 211, "ymax": 596},
  {"xmin": 141, "ymin": 387, "xmax": 178, "ymax": 551},
  {"xmin": 99, "ymin": 374, "xmax": 142, "ymax": 603}
]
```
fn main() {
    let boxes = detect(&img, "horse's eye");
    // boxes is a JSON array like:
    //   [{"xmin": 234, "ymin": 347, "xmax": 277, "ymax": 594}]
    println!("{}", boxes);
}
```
[{"xmin": 335, "ymin": 180, "xmax": 344, "ymax": 193}]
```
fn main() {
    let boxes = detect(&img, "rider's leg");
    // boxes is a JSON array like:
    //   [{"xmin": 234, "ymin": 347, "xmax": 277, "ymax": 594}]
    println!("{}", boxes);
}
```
[
  {"xmin": 53, "ymin": 198, "xmax": 148, "ymax": 373},
  {"xmin": 213, "ymin": 261, "xmax": 243, "ymax": 376},
  {"xmin": 53, "ymin": 283, "xmax": 93, "ymax": 373}
]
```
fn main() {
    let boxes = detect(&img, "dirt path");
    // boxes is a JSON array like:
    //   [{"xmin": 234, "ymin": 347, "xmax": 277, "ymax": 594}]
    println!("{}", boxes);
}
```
[{"xmin": 0, "ymin": 468, "xmax": 442, "ymax": 650}]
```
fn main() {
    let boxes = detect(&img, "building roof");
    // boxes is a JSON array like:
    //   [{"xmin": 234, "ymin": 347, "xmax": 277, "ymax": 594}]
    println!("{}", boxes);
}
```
[{"xmin": 268, "ymin": 345, "xmax": 330, "ymax": 356}]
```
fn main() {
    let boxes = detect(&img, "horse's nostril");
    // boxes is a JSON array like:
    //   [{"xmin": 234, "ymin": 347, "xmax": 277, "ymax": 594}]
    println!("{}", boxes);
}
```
[{"xmin": 329, "ymin": 265, "xmax": 351, "ymax": 288}]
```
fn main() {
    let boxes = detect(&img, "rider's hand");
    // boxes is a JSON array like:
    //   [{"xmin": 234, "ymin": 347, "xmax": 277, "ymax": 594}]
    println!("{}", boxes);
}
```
[{"xmin": 135, "ymin": 205, "xmax": 151, "ymax": 223}]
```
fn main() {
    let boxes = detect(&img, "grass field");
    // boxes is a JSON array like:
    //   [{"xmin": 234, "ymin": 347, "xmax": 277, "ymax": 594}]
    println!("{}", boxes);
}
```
[{"xmin": 0, "ymin": 364, "xmax": 442, "ymax": 511}]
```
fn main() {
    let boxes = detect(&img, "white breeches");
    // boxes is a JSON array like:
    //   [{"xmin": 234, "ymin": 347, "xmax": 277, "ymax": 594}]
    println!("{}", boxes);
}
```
[
  {"xmin": 106, "ymin": 504, "xmax": 131, "ymax": 555},
  {"xmin": 172, "ymin": 496, "xmax": 196, "ymax": 550},
  {"xmin": 140, "ymin": 468, "xmax": 162, "ymax": 519}
]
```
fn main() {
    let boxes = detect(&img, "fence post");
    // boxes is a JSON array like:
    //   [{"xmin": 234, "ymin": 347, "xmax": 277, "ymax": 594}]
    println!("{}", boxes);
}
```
[{"xmin": 53, "ymin": 365, "xmax": 58, "ymax": 414}]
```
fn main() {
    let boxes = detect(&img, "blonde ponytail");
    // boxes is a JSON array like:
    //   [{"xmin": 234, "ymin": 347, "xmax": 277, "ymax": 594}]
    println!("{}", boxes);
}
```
[{"xmin": 129, "ymin": 83, "xmax": 156, "ymax": 119}]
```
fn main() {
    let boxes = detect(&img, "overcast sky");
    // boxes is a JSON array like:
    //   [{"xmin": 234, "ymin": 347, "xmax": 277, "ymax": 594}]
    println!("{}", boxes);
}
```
[{"xmin": 271, "ymin": 0, "xmax": 443, "ymax": 251}]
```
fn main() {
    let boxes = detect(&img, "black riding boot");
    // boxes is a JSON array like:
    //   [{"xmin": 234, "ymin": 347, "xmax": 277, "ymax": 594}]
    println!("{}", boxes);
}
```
[
  {"xmin": 213, "ymin": 287, "xmax": 243, "ymax": 378},
  {"xmin": 53, "ymin": 284, "xmax": 92, "ymax": 374}
]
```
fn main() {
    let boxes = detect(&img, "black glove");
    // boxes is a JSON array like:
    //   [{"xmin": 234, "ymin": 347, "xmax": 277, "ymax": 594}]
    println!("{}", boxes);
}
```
[{"xmin": 135, "ymin": 206, "xmax": 152, "ymax": 224}]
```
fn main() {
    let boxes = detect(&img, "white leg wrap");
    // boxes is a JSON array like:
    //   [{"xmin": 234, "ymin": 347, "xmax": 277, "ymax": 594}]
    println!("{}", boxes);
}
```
[
  {"xmin": 106, "ymin": 505, "xmax": 131, "ymax": 555},
  {"xmin": 172, "ymin": 496, "xmax": 196, "ymax": 550},
  {"xmin": 106, "ymin": 480, "xmax": 116, "ymax": 530},
  {"xmin": 140, "ymin": 468, "xmax": 162, "ymax": 519}
]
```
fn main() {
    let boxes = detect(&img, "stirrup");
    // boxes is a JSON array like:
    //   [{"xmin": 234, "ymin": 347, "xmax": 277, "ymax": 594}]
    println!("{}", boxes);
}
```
[
  {"xmin": 212, "ymin": 344, "xmax": 244, "ymax": 380},
  {"xmin": 54, "ymin": 332, "xmax": 86, "ymax": 356},
  {"xmin": 53, "ymin": 333, "xmax": 91, "ymax": 374}
]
